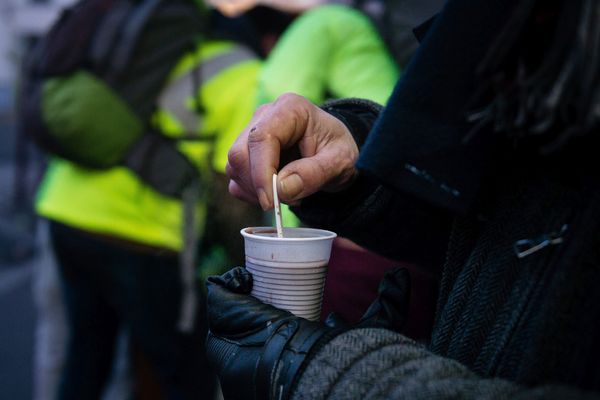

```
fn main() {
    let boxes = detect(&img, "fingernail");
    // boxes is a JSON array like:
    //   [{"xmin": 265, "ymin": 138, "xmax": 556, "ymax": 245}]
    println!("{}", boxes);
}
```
[
  {"xmin": 280, "ymin": 174, "xmax": 303, "ymax": 200},
  {"xmin": 257, "ymin": 188, "xmax": 270, "ymax": 210}
]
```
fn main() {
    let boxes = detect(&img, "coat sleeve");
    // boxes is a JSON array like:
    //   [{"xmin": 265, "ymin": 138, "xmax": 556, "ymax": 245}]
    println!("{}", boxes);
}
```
[
  {"xmin": 290, "ymin": 328, "xmax": 600, "ymax": 400},
  {"xmin": 292, "ymin": 98, "xmax": 452, "ymax": 271}
]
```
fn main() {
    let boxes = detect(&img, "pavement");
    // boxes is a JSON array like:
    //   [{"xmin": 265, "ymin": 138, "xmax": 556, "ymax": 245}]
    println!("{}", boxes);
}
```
[
  {"xmin": 0, "ymin": 89, "xmax": 43, "ymax": 399},
  {"xmin": 0, "ymin": 82, "xmax": 84, "ymax": 398},
  {"xmin": 0, "ymin": 83, "xmax": 57, "ymax": 399},
  {"xmin": 0, "ymin": 251, "xmax": 36, "ymax": 400}
]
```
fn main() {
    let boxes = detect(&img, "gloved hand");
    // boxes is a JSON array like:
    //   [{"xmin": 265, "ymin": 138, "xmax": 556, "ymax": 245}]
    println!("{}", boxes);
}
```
[
  {"xmin": 323, "ymin": 267, "xmax": 410, "ymax": 331},
  {"xmin": 205, "ymin": 267, "xmax": 339, "ymax": 400},
  {"xmin": 357, "ymin": 267, "xmax": 411, "ymax": 331}
]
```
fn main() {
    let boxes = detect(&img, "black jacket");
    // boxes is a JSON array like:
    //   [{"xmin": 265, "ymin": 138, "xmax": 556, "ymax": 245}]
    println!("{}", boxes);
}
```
[{"xmin": 290, "ymin": 0, "xmax": 600, "ymax": 397}]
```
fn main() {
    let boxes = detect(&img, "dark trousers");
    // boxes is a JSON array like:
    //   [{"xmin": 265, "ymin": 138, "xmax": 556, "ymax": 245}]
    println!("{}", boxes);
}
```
[{"xmin": 49, "ymin": 221, "xmax": 215, "ymax": 400}]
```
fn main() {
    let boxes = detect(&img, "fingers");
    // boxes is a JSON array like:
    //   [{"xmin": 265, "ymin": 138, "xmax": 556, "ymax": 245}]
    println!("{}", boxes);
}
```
[
  {"xmin": 227, "ymin": 179, "xmax": 260, "ymax": 206},
  {"xmin": 207, "ymin": 266, "xmax": 253, "ymax": 294},
  {"xmin": 245, "ymin": 94, "xmax": 313, "ymax": 209},
  {"xmin": 227, "ymin": 93, "xmax": 359, "ymax": 209},
  {"xmin": 206, "ymin": 268, "xmax": 292, "ymax": 336},
  {"xmin": 276, "ymin": 110, "xmax": 359, "ymax": 202},
  {"xmin": 226, "ymin": 105, "xmax": 271, "ymax": 207}
]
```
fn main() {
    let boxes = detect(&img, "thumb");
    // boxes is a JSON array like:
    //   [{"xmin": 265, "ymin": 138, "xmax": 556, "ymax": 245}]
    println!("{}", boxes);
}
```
[{"xmin": 277, "ymin": 116, "xmax": 359, "ymax": 203}]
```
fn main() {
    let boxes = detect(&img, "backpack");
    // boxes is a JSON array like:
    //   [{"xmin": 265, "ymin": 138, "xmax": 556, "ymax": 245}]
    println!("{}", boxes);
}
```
[{"xmin": 17, "ymin": 0, "xmax": 206, "ymax": 199}]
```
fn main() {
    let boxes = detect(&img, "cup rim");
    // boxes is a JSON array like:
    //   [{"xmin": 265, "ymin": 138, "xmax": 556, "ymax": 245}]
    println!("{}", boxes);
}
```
[{"xmin": 241, "ymin": 227, "xmax": 337, "ymax": 242}]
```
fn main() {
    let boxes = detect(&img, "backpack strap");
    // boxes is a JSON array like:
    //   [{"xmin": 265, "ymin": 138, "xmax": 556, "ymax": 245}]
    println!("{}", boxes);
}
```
[
  {"xmin": 122, "ymin": 132, "xmax": 200, "ymax": 199},
  {"xmin": 157, "ymin": 44, "xmax": 257, "ymax": 136},
  {"xmin": 178, "ymin": 179, "xmax": 201, "ymax": 332},
  {"xmin": 89, "ymin": 0, "xmax": 135, "ymax": 72},
  {"xmin": 122, "ymin": 131, "xmax": 202, "ymax": 334},
  {"xmin": 110, "ymin": 0, "xmax": 163, "ymax": 76}
]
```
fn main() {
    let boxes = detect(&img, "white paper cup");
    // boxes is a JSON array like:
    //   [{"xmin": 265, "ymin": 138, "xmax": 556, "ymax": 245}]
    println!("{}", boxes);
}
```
[
  {"xmin": 251, "ymin": 288, "xmax": 324, "ymax": 302},
  {"xmin": 242, "ymin": 227, "xmax": 336, "ymax": 321},
  {"xmin": 250, "ymin": 273, "xmax": 325, "ymax": 286}
]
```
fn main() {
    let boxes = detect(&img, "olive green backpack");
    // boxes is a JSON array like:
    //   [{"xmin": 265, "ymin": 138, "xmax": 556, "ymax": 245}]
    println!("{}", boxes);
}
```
[{"xmin": 18, "ymin": 0, "xmax": 205, "ymax": 198}]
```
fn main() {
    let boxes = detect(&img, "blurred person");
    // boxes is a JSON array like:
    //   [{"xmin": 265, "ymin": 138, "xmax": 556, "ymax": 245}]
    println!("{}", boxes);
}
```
[
  {"xmin": 206, "ymin": 0, "xmax": 600, "ymax": 398},
  {"xmin": 30, "ymin": 1, "xmax": 262, "ymax": 398},
  {"xmin": 252, "ymin": 3, "xmax": 399, "ymax": 107},
  {"xmin": 206, "ymin": 1, "xmax": 398, "ymax": 107}
]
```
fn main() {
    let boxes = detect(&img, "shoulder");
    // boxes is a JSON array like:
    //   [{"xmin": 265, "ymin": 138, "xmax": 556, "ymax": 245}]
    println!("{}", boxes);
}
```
[{"xmin": 289, "ymin": 4, "xmax": 375, "ymax": 35}]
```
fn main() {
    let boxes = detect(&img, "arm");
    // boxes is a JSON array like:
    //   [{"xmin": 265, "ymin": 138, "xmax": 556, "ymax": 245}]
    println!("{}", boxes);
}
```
[
  {"xmin": 206, "ymin": 268, "xmax": 600, "ymax": 400},
  {"xmin": 226, "ymin": 94, "xmax": 451, "ymax": 269},
  {"xmin": 292, "ymin": 328, "xmax": 600, "ymax": 400},
  {"xmin": 258, "ymin": 5, "xmax": 399, "ymax": 106},
  {"xmin": 293, "ymin": 98, "xmax": 451, "ymax": 269}
]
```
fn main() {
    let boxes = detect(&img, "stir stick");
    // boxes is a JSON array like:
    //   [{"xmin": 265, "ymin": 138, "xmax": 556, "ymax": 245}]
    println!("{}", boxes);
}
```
[{"xmin": 272, "ymin": 173, "xmax": 284, "ymax": 238}]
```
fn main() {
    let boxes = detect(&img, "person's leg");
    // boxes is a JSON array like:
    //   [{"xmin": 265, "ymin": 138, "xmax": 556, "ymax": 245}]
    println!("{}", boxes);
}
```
[
  {"xmin": 32, "ymin": 224, "xmax": 67, "ymax": 400},
  {"xmin": 113, "ymin": 251, "xmax": 216, "ymax": 400},
  {"xmin": 49, "ymin": 222, "xmax": 120, "ymax": 400}
]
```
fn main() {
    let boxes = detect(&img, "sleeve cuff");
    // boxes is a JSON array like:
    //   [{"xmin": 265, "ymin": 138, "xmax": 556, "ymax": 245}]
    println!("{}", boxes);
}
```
[{"xmin": 321, "ymin": 98, "xmax": 383, "ymax": 148}]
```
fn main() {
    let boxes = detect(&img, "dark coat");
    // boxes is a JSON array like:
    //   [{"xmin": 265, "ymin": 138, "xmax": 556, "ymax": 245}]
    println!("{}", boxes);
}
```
[{"xmin": 291, "ymin": 0, "xmax": 600, "ymax": 397}]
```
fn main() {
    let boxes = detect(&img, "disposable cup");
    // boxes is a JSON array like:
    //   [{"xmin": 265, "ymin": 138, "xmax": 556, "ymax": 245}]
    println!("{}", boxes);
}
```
[
  {"xmin": 247, "ymin": 264, "xmax": 327, "ymax": 276},
  {"xmin": 252, "ymin": 288, "xmax": 324, "ymax": 299},
  {"xmin": 262, "ymin": 299, "xmax": 323, "ymax": 309},
  {"xmin": 242, "ymin": 227, "xmax": 336, "ymax": 321},
  {"xmin": 251, "ymin": 281, "xmax": 324, "ymax": 293},
  {"xmin": 251, "ymin": 273, "xmax": 325, "ymax": 286},
  {"xmin": 251, "ymin": 289, "xmax": 324, "ymax": 303},
  {"xmin": 272, "ymin": 302, "xmax": 321, "ymax": 315},
  {"xmin": 246, "ymin": 261, "xmax": 328, "ymax": 275},
  {"xmin": 296, "ymin": 311, "xmax": 322, "ymax": 320}
]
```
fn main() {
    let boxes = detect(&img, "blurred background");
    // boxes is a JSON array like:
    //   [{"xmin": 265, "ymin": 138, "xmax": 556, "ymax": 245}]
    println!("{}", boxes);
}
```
[
  {"xmin": 0, "ymin": 1, "xmax": 75, "ymax": 399},
  {"xmin": 0, "ymin": 1, "xmax": 445, "ymax": 398}
]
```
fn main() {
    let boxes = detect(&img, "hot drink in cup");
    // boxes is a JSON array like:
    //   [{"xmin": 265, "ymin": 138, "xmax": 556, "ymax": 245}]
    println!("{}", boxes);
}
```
[{"xmin": 241, "ymin": 227, "xmax": 337, "ymax": 321}]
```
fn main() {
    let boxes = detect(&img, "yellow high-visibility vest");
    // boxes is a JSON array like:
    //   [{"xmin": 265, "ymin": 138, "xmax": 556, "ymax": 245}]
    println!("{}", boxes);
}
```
[{"xmin": 36, "ymin": 40, "xmax": 261, "ymax": 251}]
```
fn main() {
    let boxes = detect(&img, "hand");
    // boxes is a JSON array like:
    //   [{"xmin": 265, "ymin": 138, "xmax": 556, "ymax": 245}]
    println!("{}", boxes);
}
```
[
  {"xmin": 205, "ymin": 267, "xmax": 338, "ymax": 400},
  {"xmin": 226, "ymin": 93, "xmax": 360, "ymax": 210},
  {"xmin": 323, "ymin": 267, "xmax": 410, "ymax": 332}
]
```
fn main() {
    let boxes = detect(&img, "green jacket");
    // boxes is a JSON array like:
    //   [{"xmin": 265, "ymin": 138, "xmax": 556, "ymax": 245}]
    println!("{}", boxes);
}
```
[
  {"xmin": 36, "ymin": 40, "xmax": 261, "ymax": 251},
  {"xmin": 258, "ymin": 4, "xmax": 399, "ymax": 225},
  {"xmin": 258, "ymin": 4, "xmax": 399, "ymax": 106}
]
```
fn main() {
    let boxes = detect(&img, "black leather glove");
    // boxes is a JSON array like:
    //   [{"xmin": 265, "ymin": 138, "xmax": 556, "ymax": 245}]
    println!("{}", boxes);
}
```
[
  {"xmin": 205, "ymin": 267, "xmax": 340, "ymax": 400},
  {"xmin": 323, "ymin": 267, "xmax": 410, "ymax": 331},
  {"xmin": 357, "ymin": 267, "xmax": 410, "ymax": 331}
]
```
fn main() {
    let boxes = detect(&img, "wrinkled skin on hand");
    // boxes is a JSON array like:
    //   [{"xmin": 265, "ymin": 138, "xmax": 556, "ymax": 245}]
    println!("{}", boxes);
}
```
[{"xmin": 226, "ymin": 93, "xmax": 359, "ymax": 210}]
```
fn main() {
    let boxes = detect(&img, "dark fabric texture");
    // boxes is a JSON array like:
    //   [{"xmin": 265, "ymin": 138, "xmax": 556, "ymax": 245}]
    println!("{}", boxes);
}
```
[
  {"xmin": 294, "ymin": 136, "xmax": 600, "ymax": 400},
  {"xmin": 356, "ymin": 0, "xmax": 517, "ymax": 215},
  {"xmin": 289, "ymin": 0, "xmax": 600, "ymax": 397},
  {"xmin": 49, "ymin": 221, "xmax": 215, "ymax": 400},
  {"xmin": 430, "ymin": 151, "xmax": 600, "ymax": 388},
  {"xmin": 293, "ymin": 171, "xmax": 452, "ymax": 272},
  {"xmin": 321, "ymin": 98, "xmax": 384, "ymax": 150},
  {"xmin": 320, "ymin": 238, "xmax": 439, "ymax": 341},
  {"xmin": 291, "ymin": 329, "xmax": 599, "ymax": 400}
]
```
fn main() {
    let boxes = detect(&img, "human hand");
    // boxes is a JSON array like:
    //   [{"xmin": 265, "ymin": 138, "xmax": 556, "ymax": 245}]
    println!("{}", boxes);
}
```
[
  {"xmin": 226, "ymin": 93, "xmax": 359, "ymax": 210},
  {"xmin": 205, "ymin": 267, "xmax": 338, "ymax": 400}
]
